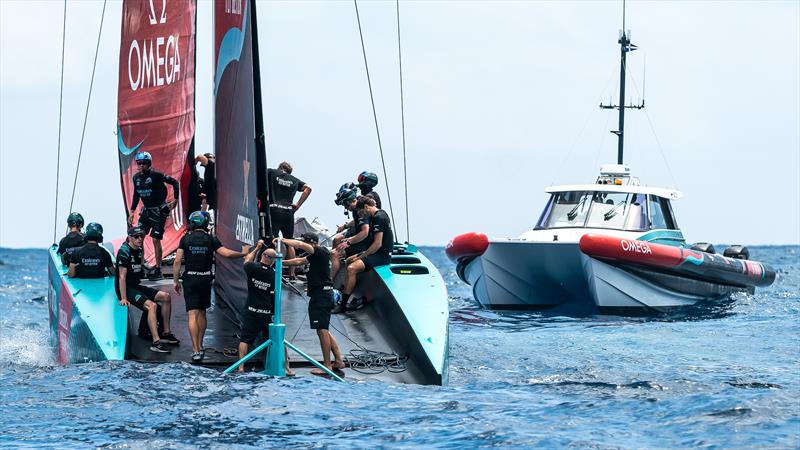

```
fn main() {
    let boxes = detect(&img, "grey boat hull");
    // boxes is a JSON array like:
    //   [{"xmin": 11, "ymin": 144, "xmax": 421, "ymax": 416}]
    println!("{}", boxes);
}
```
[{"xmin": 461, "ymin": 241, "xmax": 746, "ymax": 315}]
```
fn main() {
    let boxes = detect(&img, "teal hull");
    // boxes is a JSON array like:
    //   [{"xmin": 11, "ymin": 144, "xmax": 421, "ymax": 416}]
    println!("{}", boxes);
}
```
[
  {"xmin": 366, "ymin": 244, "xmax": 449, "ymax": 384},
  {"xmin": 48, "ymin": 246, "xmax": 128, "ymax": 364}
]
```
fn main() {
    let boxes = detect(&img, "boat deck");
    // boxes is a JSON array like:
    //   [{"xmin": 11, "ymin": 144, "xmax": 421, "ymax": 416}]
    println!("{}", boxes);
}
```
[{"xmin": 128, "ymin": 277, "xmax": 420, "ymax": 383}]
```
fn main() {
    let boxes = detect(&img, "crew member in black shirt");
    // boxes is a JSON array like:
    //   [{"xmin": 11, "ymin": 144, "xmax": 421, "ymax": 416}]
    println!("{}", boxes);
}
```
[
  {"xmin": 357, "ymin": 171, "xmax": 382, "ymax": 209},
  {"xmin": 281, "ymin": 233, "xmax": 346, "ymax": 377},
  {"xmin": 57, "ymin": 212, "xmax": 85, "ymax": 265},
  {"xmin": 266, "ymin": 161, "xmax": 311, "ymax": 278},
  {"xmin": 239, "ymin": 241, "xmax": 293, "ymax": 374},
  {"xmin": 173, "ymin": 211, "xmax": 246, "ymax": 362},
  {"xmin": 68, "ymin": 223, "xmax": 114, "ymax": 279},
  {"xmin": 340, "ymin": 196, "xmax": 394, "ymax": 311},
  {"xmin": 116, "ymin": 227, "xmax": 179, "ymax": 353},
  {"xmin": 331, "ymin": 191, "xmax": 372, "ymax": 283},
  {"xmin": 127, "ymin": 151, "xmax": 180, "ymax": 279}
]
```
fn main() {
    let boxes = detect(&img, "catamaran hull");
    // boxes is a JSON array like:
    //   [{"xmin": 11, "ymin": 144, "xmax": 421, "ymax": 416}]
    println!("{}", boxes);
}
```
[
  {"xmin": 47, "ymin": 247, "xmax": 128, "ymax": 365},
  {"xmin": 458, "ymin": 240, "xmax": 756, "ymax": 315}
]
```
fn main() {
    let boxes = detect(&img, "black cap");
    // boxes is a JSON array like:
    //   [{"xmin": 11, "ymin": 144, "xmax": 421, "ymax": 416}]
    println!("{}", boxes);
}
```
[
  {"xmin": 300, "ymin": 232, "xmax": 319, "ymax": 244},
  {"xmin": 128, "ymin": 226, "xmax": 144, "ymax": 236}
]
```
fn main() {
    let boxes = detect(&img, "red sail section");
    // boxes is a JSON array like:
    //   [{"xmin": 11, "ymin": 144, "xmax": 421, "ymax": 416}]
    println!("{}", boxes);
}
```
[
  {"xmin": 117, "ymin": 0, "xmax": 196, "ymax": 264},
  {"xmin": 213, "ymin": 0, "xmax": 260, "ymax": 323}
]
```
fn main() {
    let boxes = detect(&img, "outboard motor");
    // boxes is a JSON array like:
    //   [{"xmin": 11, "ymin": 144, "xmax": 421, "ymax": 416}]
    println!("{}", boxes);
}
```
[
  {"xmin": 723, "ymin": 245, "xmax": 750, "ymax": 260},
  {"xmin": 690, "ymin": 242, "xmax": 716, "ymax": 254}
]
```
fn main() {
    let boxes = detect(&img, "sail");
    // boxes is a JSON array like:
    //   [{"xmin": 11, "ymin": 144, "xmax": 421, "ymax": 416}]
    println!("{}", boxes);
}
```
[
  {"xmin": 213, "ymin": 0, "xmax": 262, "ymax": 323},
  {"xmin": 117, "ymin": 0, "xmax": 197, "ymax": 264}
]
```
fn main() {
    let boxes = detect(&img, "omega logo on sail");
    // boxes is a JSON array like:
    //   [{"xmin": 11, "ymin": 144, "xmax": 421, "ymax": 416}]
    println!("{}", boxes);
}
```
[{"xmin": 127, "ymin": 0, "xmax": 181, "ymax": 92}]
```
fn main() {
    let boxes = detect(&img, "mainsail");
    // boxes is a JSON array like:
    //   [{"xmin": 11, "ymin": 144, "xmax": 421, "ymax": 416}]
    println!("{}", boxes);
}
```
[
  {"xmin": 214, "ymin": 0, "xmax": 266, "ymax": 322},
  {"xmin": 117, "ymin": 0, "xmax": 197, "ymax": 264}
]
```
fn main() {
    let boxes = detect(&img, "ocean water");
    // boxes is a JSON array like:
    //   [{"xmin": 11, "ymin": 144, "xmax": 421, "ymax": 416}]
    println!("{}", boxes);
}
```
[{"xmin": 1, "ymin": 246, "xmax": 798, "ymax": 449}]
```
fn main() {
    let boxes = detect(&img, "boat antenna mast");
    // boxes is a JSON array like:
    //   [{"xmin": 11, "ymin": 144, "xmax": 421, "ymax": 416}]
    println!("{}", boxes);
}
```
[{"xmin": 599, "ymin": 0, "xmax": 644, "ymax": 165}]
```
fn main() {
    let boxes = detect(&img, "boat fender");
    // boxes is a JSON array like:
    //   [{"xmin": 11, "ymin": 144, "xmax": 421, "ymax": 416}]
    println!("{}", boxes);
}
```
[
  {"xmin": 446, "ymin": 232, "xmax": 489, "ymax": 263},
  {"xmin": 723, "ymin": 245, "xmax": 750, "ymax": 260},
  {"xmin": 690, "ymin": 242, "xmax": 716, "ymax": 254}
]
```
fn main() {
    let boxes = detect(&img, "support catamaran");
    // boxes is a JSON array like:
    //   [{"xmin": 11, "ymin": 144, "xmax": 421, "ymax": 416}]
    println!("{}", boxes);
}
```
[
  {"xmin": 49, "ymin": 0, "xmax": 448, "ymax": 385},
  {"xmin": 447, "ymin": 8, "xmax": 776, "ymax": 315}
]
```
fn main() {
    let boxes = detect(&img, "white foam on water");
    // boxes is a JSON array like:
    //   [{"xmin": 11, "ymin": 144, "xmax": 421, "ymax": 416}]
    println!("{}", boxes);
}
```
[{"xmin": 0, "ymin": 321, "xmax": 55, "ymax": 367}]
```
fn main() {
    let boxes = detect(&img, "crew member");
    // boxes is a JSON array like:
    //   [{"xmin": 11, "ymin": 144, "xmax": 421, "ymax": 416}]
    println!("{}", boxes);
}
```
[
  {"xmin": 339, "ymin": 196, "xmax": 393, "ymax": 311},
  {"xmin": 356, "ymin": 171, "xmax": 381, "ymax": 209},
  {"xmin": 68, "ymin": 223, "xmax": 114, "ymax": 279},
  {"xmin": 199, "ymin": 153, "xmax": 216, "ymax": 211},
  {"xmin": 281, "ymin": 233, "xmax": 346, "ymax": 377},
  {"xmin": 330, "ymin": 195, "xmax": 372, "ymax": 313},
  {"xmin": 266, "ymin": 161, "xmax": 311, "ymax": 278},
  {"xmin": 116, "ymin": 226, "xmax": 179, "ymax": 353},
  {"xmin": 173, "ymin": 211, "xmax": 246, "ymax": 362},
  {"xmin": 127, "ymin": 151, "xmax": 180, "ymax": 279},
  {"xmin": 57, "ymin": 212, "xmax": 85, "ymax": 265},
  {"xmin": 239, "ymin": 241, "xmax": 292, "ymax": 374}
]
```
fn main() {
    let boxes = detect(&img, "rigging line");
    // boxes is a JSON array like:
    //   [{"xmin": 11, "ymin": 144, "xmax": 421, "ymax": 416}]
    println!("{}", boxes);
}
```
[
  {"xmin": 353, "ymin": 0, "xmax": 396, "ymax": 228},
  {"xmin": 626, "ymin": 71, "xmax": 679, "ymax": 189},
  {"xmin": 68, "ymin": 0, "xmax": 107, "ymax": 215},
  {"xmin": 395, "ymin": 0, "xmax": 410, "ymax": 243},
  {"xmin": 53, "ymin": 0, "xmax": 67, "ymax": 243},
  {"xmin": 550, "ymin": 66, "xmax": 618, "ymax": 186}
]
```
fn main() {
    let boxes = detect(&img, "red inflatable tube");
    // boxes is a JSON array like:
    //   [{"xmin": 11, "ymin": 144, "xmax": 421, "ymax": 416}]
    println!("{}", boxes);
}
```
[{"xmin": 446, "ymin": 232, "xmax": 489, "ymax": 263}]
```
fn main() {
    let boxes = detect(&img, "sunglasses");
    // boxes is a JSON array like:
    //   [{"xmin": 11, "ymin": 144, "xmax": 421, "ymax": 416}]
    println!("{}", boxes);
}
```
[
  {"xmin": 131, "ymin": 234, "xmax": 144, "ymax": 239},
  {"xmin": 136, "ymin": 161, "xmax": 150, "ymax": 166}
]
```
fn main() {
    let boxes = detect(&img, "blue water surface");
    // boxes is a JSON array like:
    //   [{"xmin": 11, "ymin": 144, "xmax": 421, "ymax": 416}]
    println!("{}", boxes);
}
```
[{"xmin": 1, "ymin": 246, "xmax": 798, "ymax": 449}]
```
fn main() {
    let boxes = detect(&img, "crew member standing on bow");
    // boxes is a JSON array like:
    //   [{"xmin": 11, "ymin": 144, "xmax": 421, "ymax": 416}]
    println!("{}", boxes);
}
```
[
  {"xmin": 280, "ymin": 233, "xmax": 346, "ymax": 377},
  {"xmin": 356, "ymin": 171, "xmax": 381, "ymax": 209},
  {"xmin": 266, "ymin": 161, "xmax": 311, "ymax": 278},
  {"xmin": 127, "ymin": 151, "xmax": 180, "ymax": 279},
  {"xmin": 173, "ymin": 211, "xmax": 247, "ymax": 362}
]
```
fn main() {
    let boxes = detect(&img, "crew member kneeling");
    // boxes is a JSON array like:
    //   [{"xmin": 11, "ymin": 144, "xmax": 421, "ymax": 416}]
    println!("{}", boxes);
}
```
[
  {"xmin": 116, "ymin": 227, "xmax": 179, "ymax": 353},
  {"xmin": 281, "ymin": 233, "xmax": 346, "ymax": 377},
  {"xmin": 68, "ymin": 223, "xmax": 115, "ymax": 279}
]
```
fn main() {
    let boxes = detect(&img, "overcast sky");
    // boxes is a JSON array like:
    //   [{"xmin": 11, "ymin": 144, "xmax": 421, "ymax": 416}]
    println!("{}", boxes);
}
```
[{"xmin": 1, "ymin": 0, "xmax": 798, "ymax": 248}]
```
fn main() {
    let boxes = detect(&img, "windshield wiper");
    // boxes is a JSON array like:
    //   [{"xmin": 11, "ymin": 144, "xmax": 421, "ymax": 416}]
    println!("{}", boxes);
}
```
[
  {"xmin": 604, "ymin": 196, "xmax": 629, "ymax": 221},
  {"xmin": 567, "ymin": 196, "xmax": 588, "ymax": 221}
]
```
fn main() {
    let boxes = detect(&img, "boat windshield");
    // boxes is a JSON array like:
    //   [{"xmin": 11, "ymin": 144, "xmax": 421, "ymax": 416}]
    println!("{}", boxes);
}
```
[{"xmin": 536, "ymin": 191, "xmax": 649, "ymax": 231}]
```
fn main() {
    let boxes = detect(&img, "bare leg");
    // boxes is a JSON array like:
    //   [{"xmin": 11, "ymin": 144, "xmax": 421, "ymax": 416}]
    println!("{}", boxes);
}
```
[
  {"xmin": 237, "ymin": 342, "xmax": 248, "ymax": 372},
  {"xmin": 153, "ymin": 238, "xmax": 163, "ymax": 268},
  {"xmin": 317, "ymin": 329, "xmax": 332, "ymax": 368},
  {"xmin": 330, "ymin": 249, "xmax": 342, "ymax": 281},
  {"xmin": 330, "ymin": 333, "xmax": 344, "ymax": 368},
  {"xmin": 144, "ymin": 300, "xmax": 161, "ymax": 342},
  {"xmin": 198, "ymin": 310, "xmax": 207, "ymax": 350},
  {"xmin": 155, "ymin": 291, "xmax": 172, "ymax": 334},
  {"xmin": 286, "ymin": 245, "xmax": 296, "ymax": 278},
  {"xmin": 344, "ymin": 260, "xmax": 365, "ymax": 296},
  {"xmin": 187, "ymin": 310, "xmax": 200, "ymax": 352},
  {"xmin": 284, "ymin": 345, "xmax": 294, "ymax": 376}
]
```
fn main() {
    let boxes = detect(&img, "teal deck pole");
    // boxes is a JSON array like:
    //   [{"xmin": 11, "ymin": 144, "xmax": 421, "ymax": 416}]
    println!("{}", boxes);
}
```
[
  {"xmin": 223, "ymin": 339, "xmax": 271, "ymax": 374},
  {"xmin": 265, "ymin": 242, "xmax": 285, "ymax": 377}
]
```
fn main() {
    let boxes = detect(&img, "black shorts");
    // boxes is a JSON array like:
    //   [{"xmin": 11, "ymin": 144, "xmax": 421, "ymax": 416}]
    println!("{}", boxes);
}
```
[
  {"xmin": 269, "ymin": 208, "xmax": 294, "ymax": 238},
  {"xmin": 138, "ymin": 205, "xmax": 169, "ymax": 240},
  {"xmin": 183, "ymin": 276, "xmax": 212, "ymax": 311},
  {"xmin": 117, "ymin": 284, "xmax": 161, "ymax": 311},
  {"xmin": 240, "ymin": 308, "xmax": 272, "ymax": 345},
  {"xmin": 363, "ymin": 253, "xmax": 391, "ymax": 271},
  {"xmin": 308, "ymin": 289, "xmax": 334, "ymax": 330}
]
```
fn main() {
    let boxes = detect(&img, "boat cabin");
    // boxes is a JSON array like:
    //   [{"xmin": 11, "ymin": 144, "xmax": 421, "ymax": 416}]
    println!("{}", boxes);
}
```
[{"xmin": 535, "ymin": 165, "xmax": 682, "ymax": 233}]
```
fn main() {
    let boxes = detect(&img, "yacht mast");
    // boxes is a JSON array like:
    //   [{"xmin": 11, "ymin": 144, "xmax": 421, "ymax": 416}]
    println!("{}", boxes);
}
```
[{"xmin": 600, "ymin": 0, "xmax": 644, "ymax": 164}]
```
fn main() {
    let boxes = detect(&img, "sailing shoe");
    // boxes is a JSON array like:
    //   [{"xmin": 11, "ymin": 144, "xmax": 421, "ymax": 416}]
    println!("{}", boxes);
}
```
[
  {"xmin": 346, "ymin": 296, "xmax": 366, "ymax": 311},
  {"xmin": 330, "ymin": 301, "xmax": 346, "ymax": 314},
  {"xmin": 160, "ymin": 332, "xmax": 180, "ymax": 345},
  {"xmin": 148, "ymin": 268, "xmax": 163, "ymax": 280},
  {"xmin": 150, "ymin": 341, "xmax": 172, "ymax": 353},
  {"xmin": 191, "ymin": 352, "xmax": 203, "ymax": 363}
]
